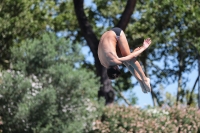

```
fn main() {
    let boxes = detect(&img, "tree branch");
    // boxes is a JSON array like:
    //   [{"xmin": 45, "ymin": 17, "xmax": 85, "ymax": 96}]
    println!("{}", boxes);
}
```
[
  {"xmin": 73, "ymin": 0, "xmax": 98, "ymax": 56},
  {"xmin": 116, "ymin": 0, "xmax": 137, "ymax": 31},
  {"xmin": 151, "ymin": 90, "xmax": 162, "ymax": 107},
  {"xmin": 114, "ymin": 88, "xmax": 132, "ymax": 106}
]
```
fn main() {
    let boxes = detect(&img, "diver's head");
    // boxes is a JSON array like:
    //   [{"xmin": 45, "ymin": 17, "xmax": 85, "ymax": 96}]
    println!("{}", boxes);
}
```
[{"xmin": 107, "ymin": 65, "xmax": 121, "ymax": 79}]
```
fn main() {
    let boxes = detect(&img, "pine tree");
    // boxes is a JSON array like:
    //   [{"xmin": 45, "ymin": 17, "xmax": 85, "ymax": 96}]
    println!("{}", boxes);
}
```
[{"xmin": 0, "ymin": 33, "xmax": 103, "ymax": 133}]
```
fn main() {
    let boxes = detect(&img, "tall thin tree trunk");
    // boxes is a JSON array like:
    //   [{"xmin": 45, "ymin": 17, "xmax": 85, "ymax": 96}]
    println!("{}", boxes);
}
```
[
  {"xmin": 176, "ymin": 53, "xmax": 183, "ymax": 106},
  {"xmin": 198, "ymin": 55, "xmax": 200, "ymax": 109},
  {"xmin": 187, "ymin": 75, "xmax": 199, "ymax": 105},
  {"xmin": 176, "ymin": 75, "xmax": 182, "ymax": 105}
]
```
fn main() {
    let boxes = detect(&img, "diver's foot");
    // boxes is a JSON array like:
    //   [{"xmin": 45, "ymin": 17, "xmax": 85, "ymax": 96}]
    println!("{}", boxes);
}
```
[{"xmin": 143, "ymin": 78, "xmax": 151, "ymax": 92}]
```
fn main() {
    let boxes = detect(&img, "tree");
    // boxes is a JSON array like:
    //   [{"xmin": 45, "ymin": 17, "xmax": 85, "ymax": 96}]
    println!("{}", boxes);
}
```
[
  {"xmin": 0, "ymin": 0, "xmax": 54, "ymax": 69},
  {"xmin": 0, "ymin": 33, "xmax": 102, "ymax": 132}
]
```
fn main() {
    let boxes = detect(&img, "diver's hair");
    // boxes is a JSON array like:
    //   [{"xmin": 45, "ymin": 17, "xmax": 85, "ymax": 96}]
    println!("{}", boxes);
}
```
[{"xmin": 107, "ymin": 66, "xmax": 121, "ymax": 79}]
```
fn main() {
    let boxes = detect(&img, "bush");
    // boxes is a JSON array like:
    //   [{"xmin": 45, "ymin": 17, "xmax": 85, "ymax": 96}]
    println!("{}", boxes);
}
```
[{"xmin": 90, "ymin": 105, "xmax": 200, "ymax": 133}]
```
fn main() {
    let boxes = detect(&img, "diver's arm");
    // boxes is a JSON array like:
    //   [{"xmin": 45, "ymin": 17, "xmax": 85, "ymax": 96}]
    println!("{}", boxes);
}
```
[
  {"xmin": 118, "ymin": 38, "xmax": 151, "ymax": 62},
  {"xmin": 118, "ymin": 46, "xmax": 146, "ymax": 62}
]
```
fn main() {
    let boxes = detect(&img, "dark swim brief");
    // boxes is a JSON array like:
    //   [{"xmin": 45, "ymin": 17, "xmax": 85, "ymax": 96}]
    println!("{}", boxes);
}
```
[{"xmin": 111, "ymin": 27, "xmax": 122, "ymax": 41}]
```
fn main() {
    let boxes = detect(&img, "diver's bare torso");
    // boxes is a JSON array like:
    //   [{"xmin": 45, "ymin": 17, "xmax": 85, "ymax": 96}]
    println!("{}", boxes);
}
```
[{"xmin": 98, "ymin": 31, "xmax": 122, "ymax": 68}]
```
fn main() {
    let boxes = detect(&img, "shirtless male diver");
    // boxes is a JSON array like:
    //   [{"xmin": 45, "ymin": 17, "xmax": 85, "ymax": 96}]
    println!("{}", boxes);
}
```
[{"xmin": 98, "ymin": 27, "xmax": 151, "ymax": 93}]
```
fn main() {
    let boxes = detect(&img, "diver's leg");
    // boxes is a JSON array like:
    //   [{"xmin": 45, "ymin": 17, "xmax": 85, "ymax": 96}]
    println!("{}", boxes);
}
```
[
  {"xmin": 117, "ymin": 30, "xmax": 151, "ymax": 92},
  {"xmin": 123, "ymin": 62, "xmax": 147, "ymax": 93}
]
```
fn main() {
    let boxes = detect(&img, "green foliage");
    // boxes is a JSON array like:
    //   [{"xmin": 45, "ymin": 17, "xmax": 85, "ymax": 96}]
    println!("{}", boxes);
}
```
[
  {"xmin": 0, "ymin": 33, "xmax": 103, "ymax": 133},
  {"xmin": 0, "ymin": 0, "xmax": 55, "ymax": 68},
  {"xmin": 131, "ymin": 0, "xmax": 199, "ymax": 80},
  {"xmin": 1, "ymin": 0, "xmax": 199, "ymax": 115},
  {"xmin": 52, "ymin": 0, "xmax": 79, "ymax": 33},
  {"xmin": 126, "ymin": 0, "xmax": 200, "ymax": 105},
  {"xmin": 91, "ymin": 0, "xmax": 126, "ymax": 28},
  {"xmin": 90, "ymin": 105, "xmax": 200, "ymax": 132},
  {"xmin": 11, "ymin": 33, "xmax": 83, "ymax": 76},
  {"xmin": 0, "ymin": 1, "xmax": 200, "ymax": 132}
]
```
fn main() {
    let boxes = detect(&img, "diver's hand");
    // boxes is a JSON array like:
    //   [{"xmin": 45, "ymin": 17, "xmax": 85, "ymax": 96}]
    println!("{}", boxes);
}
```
[{"xmin": 143, "ymin": 38, "xmax": 151, "ymax": 49}]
